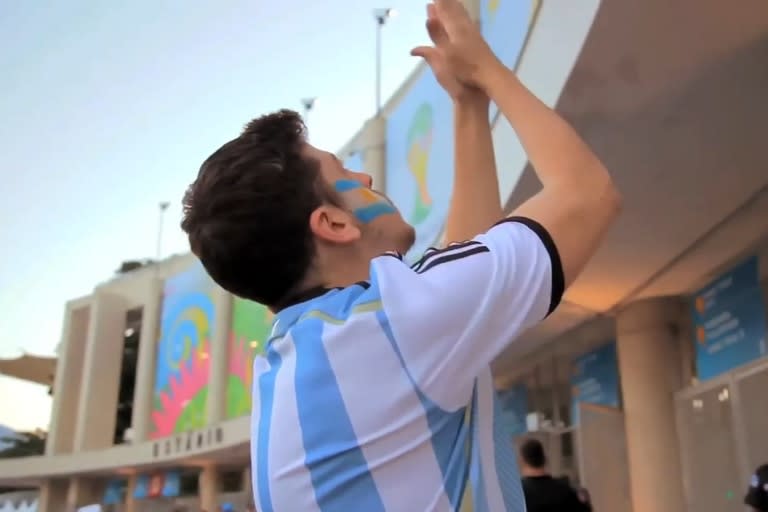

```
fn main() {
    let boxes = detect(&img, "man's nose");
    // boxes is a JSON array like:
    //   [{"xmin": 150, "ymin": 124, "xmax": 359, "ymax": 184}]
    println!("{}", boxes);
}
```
[{"xmin": 353, "ymin": 172, "xmax": 373, "ymax": 189}]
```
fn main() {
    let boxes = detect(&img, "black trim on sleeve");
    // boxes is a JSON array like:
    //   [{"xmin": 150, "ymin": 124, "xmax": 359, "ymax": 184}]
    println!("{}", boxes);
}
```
[
  {"xmin": 496, "ymin": 216, "xmax": 565, "ymax": 316},
  {"xmin": 417, "ymin": 245, "xmax": 490, "ymax": 274},
  {"xmin": 411, "ymin": 240, "xmax": 483, "ymax": 272}
]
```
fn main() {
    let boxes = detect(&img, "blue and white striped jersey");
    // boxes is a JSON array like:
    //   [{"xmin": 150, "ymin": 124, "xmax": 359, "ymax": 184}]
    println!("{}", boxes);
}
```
[{"xmin": 251, "ymin": 217, "xmax": 564, "ymax": 512}]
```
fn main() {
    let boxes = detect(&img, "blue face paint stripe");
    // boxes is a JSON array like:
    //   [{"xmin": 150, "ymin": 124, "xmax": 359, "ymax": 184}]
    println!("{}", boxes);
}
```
[
  {"xmin": 375, "ymin": 310, "xmax": 470, "ymax": 508},
  {"xmin": 334, "ymin": 179, "xmax": 363, "ymax": 192},
  {"xmin": 353, "ymin": 203, "xmax": 397, "ymax": 223},
  {"xmin": 334, "ymin": 179, "xmax": 397, "ymax": 223},
  {"xmin": 293, "ymin": 318, "xmax": 386, "ymax": 512},
  {"xmin": 256, "ymin": 349, "xmax": 283, "ymax": 512}
]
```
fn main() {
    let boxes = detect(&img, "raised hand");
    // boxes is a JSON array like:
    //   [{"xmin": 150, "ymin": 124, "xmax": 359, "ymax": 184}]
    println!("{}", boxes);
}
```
[
  {"xmin": 411, "ymin": 3, "xmax": 486, "ymax": 102},
  {"xmin": 411, "ymin": 4, "xmax": 464, "ymax": 99},
  {"xmin": 413, "ymin": 0, "xmax": 500, "ymax": 88}
]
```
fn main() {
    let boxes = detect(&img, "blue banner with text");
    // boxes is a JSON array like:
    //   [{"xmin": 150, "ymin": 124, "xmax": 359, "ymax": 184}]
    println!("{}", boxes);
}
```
[
  {"xmin": 571, "ymin": 341, "xmax": 620, "ymax": 424},
  {"xmin": 498, "ymin": 383, "xmax": 528, "ymax": 436},
  {"xmin": 691, "ymin": 256, "xmax": 767, "ymax": 381}
]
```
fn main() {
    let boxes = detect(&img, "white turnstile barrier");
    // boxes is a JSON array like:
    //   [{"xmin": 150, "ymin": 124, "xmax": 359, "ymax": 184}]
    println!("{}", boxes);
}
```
[
  {"xmin": 576, "ymin": 403, "xmax": 633, "ymax": 512},
  {"xmin": 676, "ymin": 357, "xmax": 768, "ymax": 512}
]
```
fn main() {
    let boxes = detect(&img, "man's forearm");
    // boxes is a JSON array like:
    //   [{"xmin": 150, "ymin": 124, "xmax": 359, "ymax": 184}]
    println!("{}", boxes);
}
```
[
  {"xmin": 477, "ymin": 61, "xmax": 620, "ymax": 286},
  {"xmin": 480, "ymin": 63, "xmax": 612, "ymax": 192},
  {"xmin": 444, "ymin": 97, "xmax": 502, "ymax": 243}
]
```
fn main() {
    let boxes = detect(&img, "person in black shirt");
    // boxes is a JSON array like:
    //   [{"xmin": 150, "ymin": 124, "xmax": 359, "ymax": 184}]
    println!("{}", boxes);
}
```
[
  {"xmin": 519, "ymin": 438, "xmax": 591, "ymax": 512},
  {"xmin": 746, "ymin": 464, "xmax": 768, "ymax": 511}
]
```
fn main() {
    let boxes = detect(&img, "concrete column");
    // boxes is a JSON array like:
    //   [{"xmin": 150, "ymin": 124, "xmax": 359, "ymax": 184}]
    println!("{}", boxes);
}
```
[
  {"xmin": 207, "ymin": 286, "xmax": 232, "ymax": 424},
  {"xmin": 131, "ymin": 277, "xmax": 162, "ymax": 443},
  {"xmin": 66, "ymin": 477, "xmax": 102, "ymax": 510},
  {"xmin": 616, "ymin": 297, "xmax": 686, "ymax": 512},
  {"xmin": 198, "ymin": 465, "xmax": 220, "ymax": 511},
  {"xmin": 124, "ymin": 474, "xmax": 138, "ymax": 512},
  {"xmin": 73, "ymin": 290, "xmax": 128, "ymax": 451},
  {"xmin": 38, "ymin": 479, "xmax": 69, "ymax": 512},
  {"xmin": 361, "ymin": 116, "xmax": 387, "ymax": 194},
  {"xmin": 47, "ymin": 303, "xmax": 90, "ymax": 454}
]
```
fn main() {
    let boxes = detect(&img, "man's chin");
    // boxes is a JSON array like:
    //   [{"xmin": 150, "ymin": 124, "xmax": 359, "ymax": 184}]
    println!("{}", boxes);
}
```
[{"xmin": 399, "ymin": 226, "xmax": 416, "ymax": 254}]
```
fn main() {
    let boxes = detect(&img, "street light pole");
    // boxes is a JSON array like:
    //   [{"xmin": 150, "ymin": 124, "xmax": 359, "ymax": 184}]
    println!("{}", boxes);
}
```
[
  {"xmin": 301, "ymin": 97, "xmax": 317, "ymax": 127},
  {"xmin": 373, "ymin": 8, "xmax": 396, "ymax": 116},
  {"xmin": 156, "ymin": 201, "xmax": 170, "ymax": 264}
]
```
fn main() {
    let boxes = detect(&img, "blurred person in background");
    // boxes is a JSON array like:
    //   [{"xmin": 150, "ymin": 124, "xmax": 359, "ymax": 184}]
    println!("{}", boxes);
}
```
[
  {"xmin": 519, "ymin": 438, "xmax": 591, "ymax": 512},
  {"xmin": 746, "ymin": 464, "xmax": 768, "ymax": 512}
]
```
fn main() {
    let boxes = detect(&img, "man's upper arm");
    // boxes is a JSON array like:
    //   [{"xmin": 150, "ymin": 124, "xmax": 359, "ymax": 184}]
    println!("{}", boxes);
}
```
[
  {"xmin": 513, "ymin": 181, "xmax": 621, "ymax": 288},
  {"xmin": 371, "ymin": 217, "xmax": 564, "ymax": 410}
]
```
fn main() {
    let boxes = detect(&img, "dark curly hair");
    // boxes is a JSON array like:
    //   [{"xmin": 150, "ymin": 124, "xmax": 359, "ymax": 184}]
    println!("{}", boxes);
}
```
[{"xmin": 181, "ymin": 109, "xmax": 331, "ymax": 308}]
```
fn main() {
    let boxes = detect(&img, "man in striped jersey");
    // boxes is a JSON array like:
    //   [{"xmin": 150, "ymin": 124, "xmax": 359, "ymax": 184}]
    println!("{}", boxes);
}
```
[{"xmin": 180, "ymin": 0, "xmax": 621, "ymax": 510}]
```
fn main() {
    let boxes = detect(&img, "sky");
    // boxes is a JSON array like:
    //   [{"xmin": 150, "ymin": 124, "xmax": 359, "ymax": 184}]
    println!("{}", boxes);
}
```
[{"xmin": 0, "ymin": 1, "xmax": 433, "ymax": 432}]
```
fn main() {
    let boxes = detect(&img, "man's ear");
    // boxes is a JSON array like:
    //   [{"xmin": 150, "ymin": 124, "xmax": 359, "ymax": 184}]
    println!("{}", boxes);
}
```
[{"xmin": 309, "ymin": 205, "xmax": 361, "ymax": 244}]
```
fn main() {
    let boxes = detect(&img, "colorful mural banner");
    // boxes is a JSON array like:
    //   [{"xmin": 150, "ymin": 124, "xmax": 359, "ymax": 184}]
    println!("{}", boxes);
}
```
[
  {"xmin": 571, "ymin": 341, "xmax": 621, "ymax": 425},
  {"xmin": 480, "ymin": 0, "xmax": 539, "ymax": 122},
  {"xmin": 147, "ymin": 473, "xmax": 164, "ymax": 498},
  {"xmin": 385, "ymin": 67, "xmax": 454, "ymax": 261},
  {"xmin": 151, "ymin": 261, "xmax": 216, "ymax": 439},
  {"xmin": 103, "ymin": 479, "xmax": 125, "ymax": 505},
  {"xmin": 162, "ymin": 470, "xmax": 181, "ymax": 497},
  {"xmin": 226, "ymin": 297, "xmax": 273, "ymax": 419},
  {"xmin": 691, "ymin": 256, "xmax": 767, "ymax": 380},
  {"xmin": 133, "ymin": 475, "xmax": 150, "ymax": 499}
]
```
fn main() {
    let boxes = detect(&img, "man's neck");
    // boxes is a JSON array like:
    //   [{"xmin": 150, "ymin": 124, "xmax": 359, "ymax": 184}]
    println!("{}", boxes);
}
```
[
  {"xmin": 313, "ymin": 248, "xmax": 375, "ymax": 290},
  {"xmin": 275, "ymin": 258, "xmax": 371, "ymax": 311},
  {"xmin": 522, "ymin": 467, "xmax": 549, "ymax": 478}
]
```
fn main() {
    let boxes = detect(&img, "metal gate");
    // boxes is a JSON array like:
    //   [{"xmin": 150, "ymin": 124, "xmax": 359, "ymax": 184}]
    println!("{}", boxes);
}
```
[{"xmin": 675, "ymin": 357, "xmax": 768, "ymax": 512}]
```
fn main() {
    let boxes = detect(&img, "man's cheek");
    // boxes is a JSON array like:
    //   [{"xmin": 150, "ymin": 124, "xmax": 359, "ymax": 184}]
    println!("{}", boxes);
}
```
[{"xmin": 334, "ymin": 180, "xmax": 397, "ymax": 223}]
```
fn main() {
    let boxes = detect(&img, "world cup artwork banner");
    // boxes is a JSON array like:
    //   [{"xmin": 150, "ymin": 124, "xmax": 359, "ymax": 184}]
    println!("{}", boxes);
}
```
[
  {"xmin": 480, "ymin": 0, "xmax": 539, "ymax": 122},
  {"xmin": 385, "ymin": 67, "xmax": 454, "ymax": 261},
  {"xmin": 151, "ymin": 261, "xmax": 216, "ymax": 439},
  {"xmin": 226, "ymin": 297, "xmax": 273, "ymax": 419}
]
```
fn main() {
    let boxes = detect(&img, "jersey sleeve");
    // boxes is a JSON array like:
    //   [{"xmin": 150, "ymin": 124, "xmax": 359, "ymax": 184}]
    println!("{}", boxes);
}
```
[{"xmin": 370, "ymin": 216, "xmax": 565, "ymax": 410}]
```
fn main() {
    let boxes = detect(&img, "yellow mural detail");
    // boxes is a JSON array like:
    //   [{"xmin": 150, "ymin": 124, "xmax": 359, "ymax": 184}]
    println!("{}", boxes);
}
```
[{"xmin": 406, "ymin": 103, "xmax": 434, "ymax": 225}]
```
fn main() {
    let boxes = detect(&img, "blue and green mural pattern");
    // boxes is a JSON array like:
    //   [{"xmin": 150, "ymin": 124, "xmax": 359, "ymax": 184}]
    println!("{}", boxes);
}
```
[{"xmin": 151, "ymin": 261, "xmax": 216, "ymax": 438}]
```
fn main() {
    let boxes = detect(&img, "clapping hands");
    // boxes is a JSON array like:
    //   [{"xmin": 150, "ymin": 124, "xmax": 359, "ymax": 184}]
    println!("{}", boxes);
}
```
[{"xmin": 410, "ymin": 0, "xmax": 500, "ymax": 102}]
